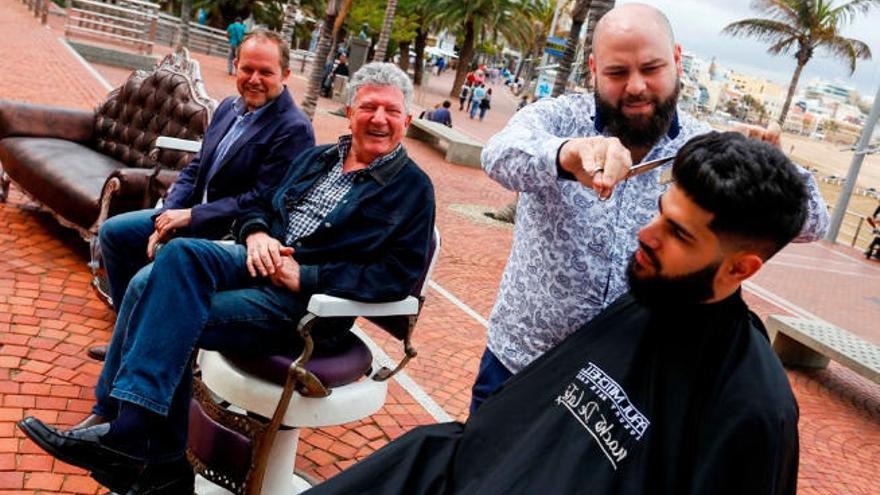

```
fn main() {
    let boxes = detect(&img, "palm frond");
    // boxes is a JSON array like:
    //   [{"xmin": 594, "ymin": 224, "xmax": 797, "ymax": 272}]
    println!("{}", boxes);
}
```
[
  {"xmin": 820, "ymin": 35, "xmax": 872, "ymax": 72},
  {"xmin": 749, "ymin": 0, "xmax": 802, "ymax": 24},
  {"xmin": 722, "ymin": 18, "xmax": 799, "ymax": 43},
  {"xmin": 828, "ymin": 0, "xmax": 880, "ymax": 25},
  {"xmin": 766, "ymin": 35, "xmax": 800, "ymax": 55}
]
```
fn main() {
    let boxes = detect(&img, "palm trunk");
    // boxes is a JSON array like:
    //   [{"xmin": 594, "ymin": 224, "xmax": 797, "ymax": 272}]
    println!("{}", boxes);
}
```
[
  {"xmin": 413, "ymin": 27, "xmax": 428, "ymax": 85},
  {"xmin": 281, "ymin": 1, "xmax": 300, "ymax": 47},
  {"xmin": 581, "ymin": 0, "xmax": 613, "ymax": 90},
  {"xmin": 179, "ymin": 0, "xmax": 192, "ymax": 48},
  {"xmin": 302, "ymin": 0, "xmax": 343, "ymax": 120},
  {"xmin": 450, "ymin": 17, "xmax": 476, "ymax": 98},
  {"xmin": 778, "ymin": 59, "xmax": 807, "ymax": 126},
  {"xmin": 527, "ymin": 24, "xmax": 547, "ymax": 85},
  {"xmin": 398, "ymin": 40, "xmax": 411, "ymax": 73},
  {"xmin": 373, "ymin": 0, "xmax": 398, "ymax": 62},
  {"xmin": 515, "ymin": 46, "xmax": 531, "ymax": 80},
  {"xmin": 552, "ymin": 0, "xmax": 589, "ymax": 97}
]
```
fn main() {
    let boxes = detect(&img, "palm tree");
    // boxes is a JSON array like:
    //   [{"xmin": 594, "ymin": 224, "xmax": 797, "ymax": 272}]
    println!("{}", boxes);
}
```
[
  {"xmin": 373, "ymin": 0, "xmax": 398, "ymax": 61},
  {"xmin": 552, "ymin": 0, "xmax": 590, "ymax": 97},
  {"xmin": 514, "ymin": 1, "xmax": 555, "ymax": 85},
  {"xmin": 302, "ymin": 0, "xmax": 345, "ymax": 119},
  {"xmin": 723, "ymin": 0, "xmax": 878, "ymax": 125},
  {"xmin": 439, "ymin": 0, "xmax": 540, "ymax": 98},
  {"xmin": 178, "ymin": 0, "xmax": 193, "ymax": 47},
  {"xmin": 281, "ymin": 1, "xmax": 300, "ymax": 46},
  {"xmin": 580, "ymin": 0, "xmax": 614, "ymax": 90}
]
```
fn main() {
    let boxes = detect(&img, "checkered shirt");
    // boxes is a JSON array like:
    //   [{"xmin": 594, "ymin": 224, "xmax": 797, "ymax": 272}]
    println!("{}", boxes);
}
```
[{"xmin": 285, "ymin": 135, "xmax": 403, "ymax": 245}]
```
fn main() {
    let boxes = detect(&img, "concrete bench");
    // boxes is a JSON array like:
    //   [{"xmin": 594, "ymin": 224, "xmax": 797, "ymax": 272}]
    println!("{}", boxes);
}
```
[
  {"xmin": 406, "ymin": 118, "xmax": 483, "ymax": 168},
  {"xmin": 766, "ymin": 315, "xmax": 880, "ymax": 383}
]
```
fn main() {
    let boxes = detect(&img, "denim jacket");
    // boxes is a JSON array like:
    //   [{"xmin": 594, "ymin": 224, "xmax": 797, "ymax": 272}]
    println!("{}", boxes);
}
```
[{"xmin": 234, "ymin": 144, "xmax": 436, "ymax": 302}]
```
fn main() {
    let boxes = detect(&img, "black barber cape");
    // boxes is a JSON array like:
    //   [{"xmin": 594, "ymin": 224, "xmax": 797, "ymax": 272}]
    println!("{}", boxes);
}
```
[{"xmin": 305, "ymin": 291, "xmax": 799, "ymax": 495}]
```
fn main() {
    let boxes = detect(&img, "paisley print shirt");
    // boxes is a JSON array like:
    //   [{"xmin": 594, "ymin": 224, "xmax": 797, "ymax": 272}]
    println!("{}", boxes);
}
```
[{"xmin": 481, "ymin": 93, "xmax": 829, "ymax": 373}]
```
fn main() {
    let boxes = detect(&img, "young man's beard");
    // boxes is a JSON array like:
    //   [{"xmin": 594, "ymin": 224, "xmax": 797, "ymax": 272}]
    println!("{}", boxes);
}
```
[
  {"xmin": 626, "ymin": 250, "xmax": 720, "ymax": 307},
  {"xmin": 596, "ymin": 79, "xmax": 680, "ymax": 149}
]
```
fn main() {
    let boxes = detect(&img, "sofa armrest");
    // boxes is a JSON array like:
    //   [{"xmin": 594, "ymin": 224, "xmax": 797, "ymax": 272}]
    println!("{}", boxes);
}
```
[
  {"xmin": 0, "ymin": 99, "xmax": 94, "ymax": 142},
  {"xmin": 106, "ymin": 168, "xmax": 180, "ymax": 208},
  {"xmin": 106, "ymin": 168, "xmax": 152, "ymax": 199}
]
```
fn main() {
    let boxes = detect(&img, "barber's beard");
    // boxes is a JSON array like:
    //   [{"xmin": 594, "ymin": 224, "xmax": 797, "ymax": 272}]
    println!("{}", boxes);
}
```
[
  {"xmin": 626, "ymin": 250, "xmax": 720, "ymax": 307},
  {"xmin": 596, "ymin": 80, "xmax": 680, "ymax": 149}
]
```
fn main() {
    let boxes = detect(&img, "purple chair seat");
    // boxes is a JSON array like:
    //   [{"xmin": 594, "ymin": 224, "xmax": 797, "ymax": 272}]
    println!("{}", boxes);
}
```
[
  {"xmin": 223, "ymin": 331, "xmax": 373, "ymax": 389},
  {"xmin": 189, "ymin": 399, "xmax": 252, "ymax": 484}
]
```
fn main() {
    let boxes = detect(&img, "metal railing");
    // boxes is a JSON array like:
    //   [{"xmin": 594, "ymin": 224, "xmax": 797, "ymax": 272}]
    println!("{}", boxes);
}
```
[
  {"xmin": 828, "ymin": 207, "xmax": 875, "ymax": 250},
  {"xmin": 155, "ymin": 13, "xmax": 228, "ymax": 56},
  {"xmin": 63, "ymin": 0, "xmax": 158, "ymax": 54}
]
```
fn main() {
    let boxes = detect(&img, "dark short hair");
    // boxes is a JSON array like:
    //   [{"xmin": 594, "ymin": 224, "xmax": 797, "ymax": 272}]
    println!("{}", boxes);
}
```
[
  {"xmin": 240, "ymin": 29, "xmax": 290, "ymax": 71},
  {"xmin": 672, "ymin": 131, "xmax": 808, "ymax": 259},
  {"xmin": 442, "ymin": 100, "xmax": 451, "ymax": 108}
]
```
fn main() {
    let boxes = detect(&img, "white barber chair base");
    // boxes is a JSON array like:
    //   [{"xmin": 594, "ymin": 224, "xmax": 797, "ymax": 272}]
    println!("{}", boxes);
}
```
[{"xmin": 195, "ymin": 350, "xmax": 389, "ymax": 494}]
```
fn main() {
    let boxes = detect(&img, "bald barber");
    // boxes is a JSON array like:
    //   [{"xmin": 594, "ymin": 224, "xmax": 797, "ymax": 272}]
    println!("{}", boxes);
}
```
[{"xmin": 473, "ymin": 3, "xmax": 829, "ymax": 411}]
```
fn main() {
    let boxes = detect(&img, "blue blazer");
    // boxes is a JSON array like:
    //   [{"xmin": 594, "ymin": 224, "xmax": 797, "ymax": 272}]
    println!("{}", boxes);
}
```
[{"xmin": 162, "ymin": 87, "xmax": 315, "ymax": 238}]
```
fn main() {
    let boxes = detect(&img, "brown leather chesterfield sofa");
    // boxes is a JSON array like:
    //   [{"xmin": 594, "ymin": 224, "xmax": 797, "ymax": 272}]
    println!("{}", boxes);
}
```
[{"xmin": 0, "ymin": 48, "xmax": 215, "ymax": 253}]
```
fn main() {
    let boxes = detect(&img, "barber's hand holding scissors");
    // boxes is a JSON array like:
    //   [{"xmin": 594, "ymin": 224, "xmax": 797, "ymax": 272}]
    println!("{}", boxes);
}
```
[{"xmin": 558, "ymin": 137, "xmax": 633, "ymax": 200}]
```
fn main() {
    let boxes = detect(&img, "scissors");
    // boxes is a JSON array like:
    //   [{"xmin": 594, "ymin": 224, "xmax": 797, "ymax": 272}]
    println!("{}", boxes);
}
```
[{"xmin": 625, "ymin": 155, "xmax": 676, "ymax": 180}]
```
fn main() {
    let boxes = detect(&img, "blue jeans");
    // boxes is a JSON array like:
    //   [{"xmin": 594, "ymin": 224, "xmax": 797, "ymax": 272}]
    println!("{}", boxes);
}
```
[
  {"xmin": 469, "ymin": 347, "xmax": 513, "ymax": 415},
  {"xmin": 479, "ymin": 106, "xmax": 488, "ymax": 121},
  {"xmin": 470, "ymin": 101, "xmax": 480, "ymax": 119},
  {"xmin": 92, "ymin": 238, "xmax": 341, "ymax": 457},
  {"xmin": 227, "ymin": 45, "xmax": 238, "ymax": 74},
  {"xmin": 99, "ymin": 208, "xmax": 158, "ymax": 313}
]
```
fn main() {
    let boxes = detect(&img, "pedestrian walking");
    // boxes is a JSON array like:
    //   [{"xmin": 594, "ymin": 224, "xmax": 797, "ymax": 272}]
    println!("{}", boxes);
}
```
[
  {"xmin": 226, "ymin": 17, "xmax": 246, "ymax": 75},
  {"xmin": 469, "ymin": 84, "xmax": 486, "ymax": 119},
  {"xmin": 458, "ymin": 83, "xmax": 471, "ymax": 111},
  {"xmin": 479, "ymin": 88, "xmax": 492, "ymax": 121}
]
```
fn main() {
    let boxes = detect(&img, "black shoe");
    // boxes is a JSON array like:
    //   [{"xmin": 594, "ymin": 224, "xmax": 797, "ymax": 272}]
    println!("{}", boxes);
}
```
[
  {"xmin": 17, "ymin": 417, "xmax": 144, "ymax": 493},
  {"xmin": 71, "ymin": 414, "xmax": 108, "ymax": 431},
  {"xmin": 87, "ymin": 345, "xmax": 108, "ymax": 362},
  {"xmin": 127, "ymin": 457, "xmax": 195, "ymax": 494}
]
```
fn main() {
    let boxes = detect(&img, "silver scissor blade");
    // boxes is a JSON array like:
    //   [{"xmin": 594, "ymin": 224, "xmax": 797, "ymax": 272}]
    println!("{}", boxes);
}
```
[{"xmin": 626, "ymin": 155, "xmax": 676, "ymax": 179}]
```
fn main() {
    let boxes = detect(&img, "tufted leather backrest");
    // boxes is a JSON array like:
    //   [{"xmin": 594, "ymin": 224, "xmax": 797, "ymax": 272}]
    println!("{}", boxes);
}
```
[{"xmin": 93, "ymin": 59, "xmax": 213, "ymax": 171}]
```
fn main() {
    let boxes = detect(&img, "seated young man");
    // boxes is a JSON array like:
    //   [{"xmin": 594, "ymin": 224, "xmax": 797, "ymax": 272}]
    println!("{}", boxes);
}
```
[
  {"xmin": 17, "ymin": 62, "xmax": 435, "ymax": 495},
  {"xmin": 303, "ymin": 131, "xmax": 805, "ymax": 495}
]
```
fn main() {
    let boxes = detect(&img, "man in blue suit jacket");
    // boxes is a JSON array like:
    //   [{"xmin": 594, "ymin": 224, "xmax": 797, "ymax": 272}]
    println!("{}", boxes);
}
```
[{"xmin": 90, "ymin": 29, "xmax": 314, "ymax": 357}]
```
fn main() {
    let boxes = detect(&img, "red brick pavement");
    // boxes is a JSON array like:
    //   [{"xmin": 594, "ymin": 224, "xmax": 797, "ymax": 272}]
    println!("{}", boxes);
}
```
[
  {"xmin": 1, "ymin": 2, "xmax": 879, "ymax": 492},
  {"xmin": 0, "ymin": 2, "xmax": 107, "ymax": 109}
]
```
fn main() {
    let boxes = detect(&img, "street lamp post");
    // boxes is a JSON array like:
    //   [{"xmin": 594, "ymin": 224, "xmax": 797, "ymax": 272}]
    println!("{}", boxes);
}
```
[{"xmin": 824, "ymin": 83, "xmax": 880, "ymax": 243}]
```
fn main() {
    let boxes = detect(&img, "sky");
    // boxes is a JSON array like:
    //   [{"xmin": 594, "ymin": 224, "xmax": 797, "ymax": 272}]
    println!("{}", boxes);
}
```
[{"xmin": 616, "ymin": 0, "xmax": 880, "ymax": 102}]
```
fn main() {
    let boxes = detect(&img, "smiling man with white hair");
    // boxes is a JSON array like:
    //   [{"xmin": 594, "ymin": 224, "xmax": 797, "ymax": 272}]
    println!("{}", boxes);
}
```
[{"xmin": 18, "ymin": 62, "xmax": 435, "ymax": 495}]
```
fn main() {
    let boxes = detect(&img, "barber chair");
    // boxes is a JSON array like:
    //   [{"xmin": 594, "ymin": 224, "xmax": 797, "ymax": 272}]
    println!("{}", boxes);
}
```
[{"xmin": 188, "ymin": 228, "xmax": 441, "ymax": 495}]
